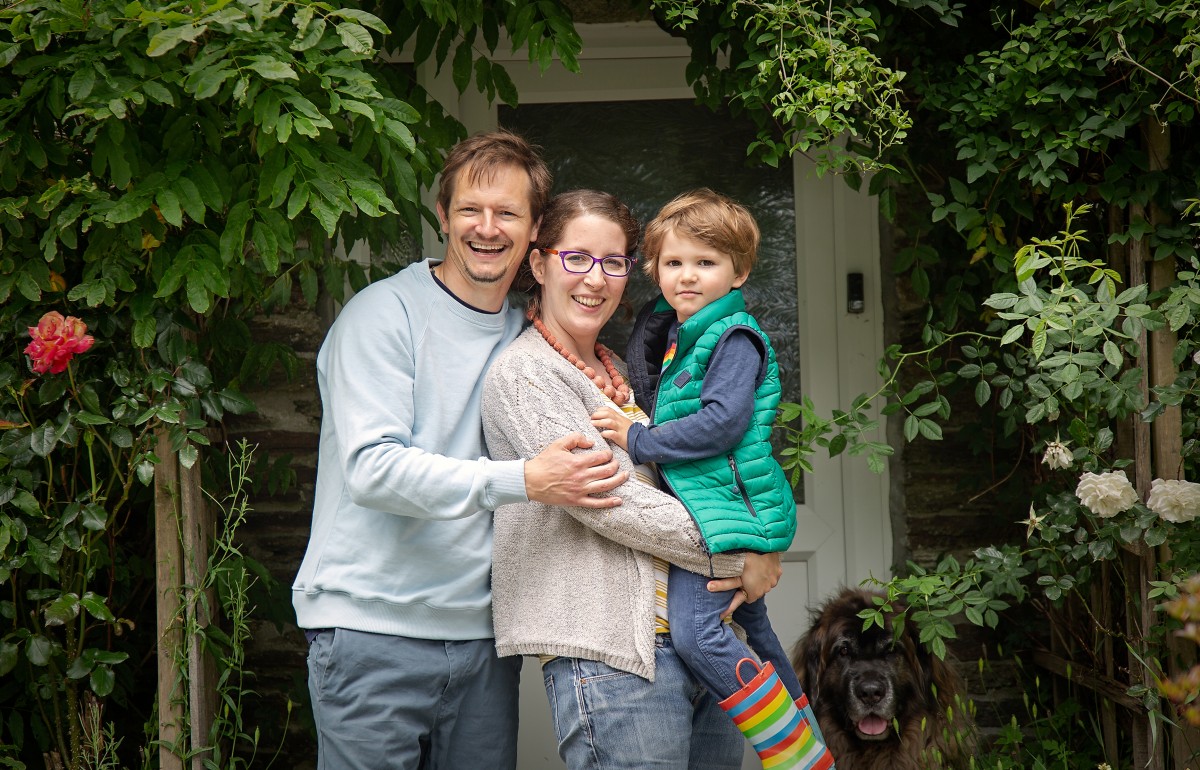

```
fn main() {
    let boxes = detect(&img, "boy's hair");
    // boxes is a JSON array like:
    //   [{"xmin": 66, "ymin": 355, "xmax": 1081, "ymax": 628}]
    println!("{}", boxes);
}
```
[
  {"xmin": 641, "ymin": 188, "xmax": 760, "ymax": 284},
  {"xmin": 437, "ymin": 129, "xmax": 553, "ymax": 223}
]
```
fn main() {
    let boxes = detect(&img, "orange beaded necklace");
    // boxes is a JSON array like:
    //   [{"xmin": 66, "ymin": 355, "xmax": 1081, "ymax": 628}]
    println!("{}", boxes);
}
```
[{"xmin": 531, "ymin": 317, "xmax": 631, "ymax": 406}]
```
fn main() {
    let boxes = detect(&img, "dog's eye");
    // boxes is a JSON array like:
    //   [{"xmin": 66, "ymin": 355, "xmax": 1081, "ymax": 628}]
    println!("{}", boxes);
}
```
[{"xmin": 834, "ymin": 643, "xmax": 851, "ymax": 658}]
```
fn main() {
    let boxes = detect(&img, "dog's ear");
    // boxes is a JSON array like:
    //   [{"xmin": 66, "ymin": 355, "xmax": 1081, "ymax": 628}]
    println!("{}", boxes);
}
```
[
  {"xmin": 902, "ymin": 616, "xmax": 964, "ymax": 713},
  {"xmin": 793, "ymin": 608, "xmax": 830, "ymax": 697},
  {"xmin": 926, "ymin": 651, "xmax": 967, "ymax": 713}
]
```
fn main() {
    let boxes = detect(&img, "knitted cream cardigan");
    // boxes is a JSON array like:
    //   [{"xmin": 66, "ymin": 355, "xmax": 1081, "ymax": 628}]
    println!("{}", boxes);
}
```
[{"xmin": 482, "ymin": 327, "xmax": 745, "ymax": 681}]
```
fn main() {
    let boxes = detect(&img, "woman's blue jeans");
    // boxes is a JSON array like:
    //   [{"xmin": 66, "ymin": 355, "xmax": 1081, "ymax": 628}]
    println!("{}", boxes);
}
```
[{"xmin": 541, "ymin": 635, "xmax": 744, "ymax": 769}]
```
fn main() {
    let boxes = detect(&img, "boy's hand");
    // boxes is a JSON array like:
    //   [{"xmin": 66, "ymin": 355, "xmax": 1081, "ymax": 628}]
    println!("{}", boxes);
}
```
[{"xmin": 590, "ymin": 407, "xmax": 634, "ymax": 452}]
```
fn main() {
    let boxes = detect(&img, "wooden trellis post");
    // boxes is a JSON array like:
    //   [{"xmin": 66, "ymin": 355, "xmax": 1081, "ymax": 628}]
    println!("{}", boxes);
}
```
[
  {"xmin": 154, "ymin": 427, "xmax": 217, "ymax": 770},
  {"xmin": 1118, "ymin": 115, "xmax": 1197, "ymax": 770}
]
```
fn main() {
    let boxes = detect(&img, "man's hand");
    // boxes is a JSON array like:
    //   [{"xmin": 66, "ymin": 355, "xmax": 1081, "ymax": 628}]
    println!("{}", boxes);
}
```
[
  {"xmin": 524, "ymin": 433, "xmax": 627, "ymax": 508},
  {"xmin": 590, "ymin": 407, "xmax": 634, "ymax": 452},
  {"xmin": 707, "ymin": 552, "xmax": 783, "ymax": 615}
]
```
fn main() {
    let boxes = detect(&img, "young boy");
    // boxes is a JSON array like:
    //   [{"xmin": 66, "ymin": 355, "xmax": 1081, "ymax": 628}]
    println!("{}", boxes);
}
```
[{"xmin": 592, "ymin": 189, "xmax": 835, "ymax": 770}]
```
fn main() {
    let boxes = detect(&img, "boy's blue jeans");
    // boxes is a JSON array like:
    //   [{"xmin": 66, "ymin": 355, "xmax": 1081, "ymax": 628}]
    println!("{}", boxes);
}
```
[{"xmin": 666, "ymin": 562, "xmax": 805, "ymax": 700}]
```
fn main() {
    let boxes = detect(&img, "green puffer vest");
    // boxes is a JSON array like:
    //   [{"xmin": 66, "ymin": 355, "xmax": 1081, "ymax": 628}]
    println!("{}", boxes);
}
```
[{"xmin": 652, "ymin": 291, "xmax": 796, "ymax": 554}]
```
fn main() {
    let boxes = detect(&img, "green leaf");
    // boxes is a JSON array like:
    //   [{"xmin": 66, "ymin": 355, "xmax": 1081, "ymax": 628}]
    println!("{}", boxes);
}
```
[
  {"xmin": 78, "ymin": 596, "xmax": 113, "ymax": 622},
  {"xmin": 491, "ymin": 62, "xmax": 518, "ymax": 107},
  {"xmin": 452, "ymin": 40, "xmax": 472, "ymax": 94},
  {"xmin": 174, "ymin": 177, "xmax": 205, "ymax": 224},
  {"xmin": 974, "ymin": 380, "xmax": 991, "ymax": 406},
  {"xmin": 341, "ymin": 99, "xmax": 375, "ymax": 120},
  {"xmin": 68, "ymin": 67, "xmax": 96, "ymax": 102},
  {"xmin": 903, "ymin": 414, "xmax": 919, "ymax": 442},
  {"xmin": 1103, "ymin": 340, "xmax": 1122, "ymax": 367},
  {"xmin": 156, "ymin": 188, "xmax": 183, "ymax": 227},
  {"xmin": 90, "ymin": 665, "xmax": 116, "ymax": 697},
  {"xmin": 66, "ymin": 655, "xmax": 92, "ymax": 679},
  {"xmin": 220, "ymin": 201, "xmax": 253, "ymax": 263},
  {"xmin": 0, "ymin": 641, "xmax": 17, "ymax": 676},
  {"xmin": 107, "ymin": 192, "xmax": 152, "ymax": 224},
  {"xmin": 179, "ymin": 443, "xmax": 199, "ymax": 469},
  {"xmin": 133, "ymin": 316, "xmax": 157, "ymax": 348},
  {"xmin": 81, "ymin": 504, "xmax": 107, "ymax": 531},
  {"xmin": 330, "ymin": 8, "xmax": 390, "ymax": 33},
  {"xmin": 27, "ymin": 635, "xmax": 52, "ymax": 666},
  {"xmin": 336, "ymin": 22, "xmax": 374, "ymax": 55},
  {"xmin": 917, "ymin": 419, "xmax": 943, "ymax": 441},
  {"xmin": 73, "ymin": 411, "xmax": 111, "ymax": 426},
  {"xmin": 1001, "ymin": 324, "xmax": 1025, "ymax": 346},
  {"xmin": 286, "ymin": 184, "xmax": 309, "ymax": 220},
  {"xmin": 0, "ymin": 42, "xmax": 19, "ymax": 68},
  {"xmin": 248, "ymin": 58, "xmax": 299, "ymax": 81},
  {"xmin": 30, "ymin": 423, "xmax": 59, "ymax": 457},
  {"xmin": 43, "ymin": 594, "xmax": 79, "ymax": 627},
  {"xmin": 384, "ymin": 119, "xmax": 416, "ymax": 153},
  {"xmin": 147, "ymin": 23, "xmax": 207, "ymax": 57},
  {"xmin": 192, "ymin": 66, "xmax": 235, "ymax": 99},
  {"xmin": 142, "ymin": 80, "xmax": 174, "ymax": 105},
  {"xmin": 1031, "ymin": 325, "xmax": 1047, "ymax": 358}
]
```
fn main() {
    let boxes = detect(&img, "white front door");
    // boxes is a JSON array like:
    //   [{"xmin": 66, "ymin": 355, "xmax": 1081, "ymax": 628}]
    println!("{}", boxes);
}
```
[{"xmin": 417, "ymin": 22, "xmax": 890, "ymax": 768}]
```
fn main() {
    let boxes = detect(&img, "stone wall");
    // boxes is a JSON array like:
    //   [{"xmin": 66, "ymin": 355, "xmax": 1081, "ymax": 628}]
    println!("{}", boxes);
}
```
[{"xmin": 226, "ymin": 303, "xmax": 328, "ymax": 767}]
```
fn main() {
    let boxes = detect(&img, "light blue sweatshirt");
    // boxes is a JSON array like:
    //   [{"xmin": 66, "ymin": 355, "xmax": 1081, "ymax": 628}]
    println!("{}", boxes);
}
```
[{"xmin": 291, "ymin": 259, "xmax": 528, "ymax": 640}]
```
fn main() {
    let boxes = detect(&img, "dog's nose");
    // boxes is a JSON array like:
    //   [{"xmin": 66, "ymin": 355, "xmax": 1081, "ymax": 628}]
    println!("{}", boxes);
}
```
[{"xmin": 855, "ymin": 675, "xmax": 886, "ymax": 707}]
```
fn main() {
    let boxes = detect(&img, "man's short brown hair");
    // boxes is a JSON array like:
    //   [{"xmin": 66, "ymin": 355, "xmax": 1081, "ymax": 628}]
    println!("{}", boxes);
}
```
[
  {"xmin": 436, "ymin": 129, "xmax": 552, "ymax": 223},
  {"xmin": 641, "ymin": 188, "xmax": 760, "ymax": 284}
]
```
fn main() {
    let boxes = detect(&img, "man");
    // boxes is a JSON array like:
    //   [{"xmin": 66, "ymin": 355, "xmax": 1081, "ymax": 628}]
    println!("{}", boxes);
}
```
[{"xmin": 292, "ymin": 130, "xmax": 626, "ymax": 770}]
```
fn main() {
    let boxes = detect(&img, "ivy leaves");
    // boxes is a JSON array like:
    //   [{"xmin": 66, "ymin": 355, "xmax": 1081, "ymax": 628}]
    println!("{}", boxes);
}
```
[{"xmin": 652, "ymin": 0, "xmax": 912, "ymax": 174}]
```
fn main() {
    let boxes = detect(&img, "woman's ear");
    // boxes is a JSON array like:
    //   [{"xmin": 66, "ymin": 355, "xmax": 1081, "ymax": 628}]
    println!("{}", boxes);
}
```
[{"xmin": 529, "ymin": 249, "xmax": 547, "ymax": 284}]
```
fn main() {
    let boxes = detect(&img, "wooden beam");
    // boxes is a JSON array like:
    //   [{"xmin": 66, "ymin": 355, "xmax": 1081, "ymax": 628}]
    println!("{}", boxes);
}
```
[
  {"xmin": 1031, "ymin": 650, "xmax": 1141, "ymax": 710},
  {"xmin": 180, "ymin": 456, "xmax": 217, "ymax": 770},
  {"xmin": 154, "ymin": 428, "xmax": 185, "ymax": 770}
]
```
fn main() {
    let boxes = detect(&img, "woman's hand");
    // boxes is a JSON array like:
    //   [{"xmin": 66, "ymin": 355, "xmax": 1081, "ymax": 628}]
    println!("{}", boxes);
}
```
[
  {"xmin": 707, "ymin": 552, "xmax": 782, "ymax": 615},
  {"xmin": 590, "ymin": 407, "xmax": 634, "ymax": 452}
]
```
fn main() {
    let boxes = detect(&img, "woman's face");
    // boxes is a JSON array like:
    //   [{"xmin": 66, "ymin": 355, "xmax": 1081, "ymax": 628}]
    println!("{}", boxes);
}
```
[{"xmin": 531, "ymin": 213, "xmax": 630, "ymax": 352}]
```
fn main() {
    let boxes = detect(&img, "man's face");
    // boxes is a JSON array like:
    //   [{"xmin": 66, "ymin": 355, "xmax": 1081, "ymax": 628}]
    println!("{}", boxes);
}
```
[{"xmin": 436, "ymin": 163, "xmax": 539, "ymax": 305}]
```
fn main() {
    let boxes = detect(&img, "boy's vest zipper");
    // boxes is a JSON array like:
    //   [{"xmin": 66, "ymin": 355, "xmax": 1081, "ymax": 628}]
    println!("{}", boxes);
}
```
[{"xmin": 728, "ymin": 455, "xmax": 758, "ymax": 518}]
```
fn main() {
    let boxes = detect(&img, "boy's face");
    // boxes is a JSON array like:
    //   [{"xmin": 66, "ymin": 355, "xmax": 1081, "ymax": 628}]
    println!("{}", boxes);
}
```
[{"xmin": 655, "ymin": 229, "xmax": 748, "ymax": 323}]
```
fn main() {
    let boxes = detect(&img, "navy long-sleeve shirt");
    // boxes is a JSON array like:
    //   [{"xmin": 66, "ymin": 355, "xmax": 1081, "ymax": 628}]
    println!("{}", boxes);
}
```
[{"xmin": 626, "ymin": 326, "xmax": 765, "ymax": 466}]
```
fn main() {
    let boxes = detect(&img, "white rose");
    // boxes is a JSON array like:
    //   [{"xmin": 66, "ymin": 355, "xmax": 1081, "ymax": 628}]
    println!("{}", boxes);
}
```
[
  {"xmin": 1041, "ymin": 441, "xmax": 1072, "ymax": 470},
  {"xmin": 1075, "ymin": 470, "xmax": 1138, "ymax": 518},
  {"xmin": 1147, "ymin": 478, "xmax": 1200, "ymax": 524}
]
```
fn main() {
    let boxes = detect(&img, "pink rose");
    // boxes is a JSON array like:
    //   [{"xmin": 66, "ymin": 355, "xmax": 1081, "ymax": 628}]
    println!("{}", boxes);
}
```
[{"xmin": 24, "ymin": 311, "xmax": 95, "ymax": 374}]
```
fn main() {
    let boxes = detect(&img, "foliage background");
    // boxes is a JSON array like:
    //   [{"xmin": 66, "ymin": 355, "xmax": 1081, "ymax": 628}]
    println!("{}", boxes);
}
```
[{"xmin": 3, "ymin": 0, "xmax": 1200, "ymax": 767}]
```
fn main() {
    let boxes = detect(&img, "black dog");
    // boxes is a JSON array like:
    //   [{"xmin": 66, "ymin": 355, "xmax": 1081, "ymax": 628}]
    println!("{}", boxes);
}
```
[{"xmin": 791, "ymin": 588, "xmax": 976, "ymax": 770}]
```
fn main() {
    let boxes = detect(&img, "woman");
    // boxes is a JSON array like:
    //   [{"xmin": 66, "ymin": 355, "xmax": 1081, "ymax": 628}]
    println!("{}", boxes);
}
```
[{"xmin": 481, "ymin": 189, "xmax": 782, "ymax": 769}]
